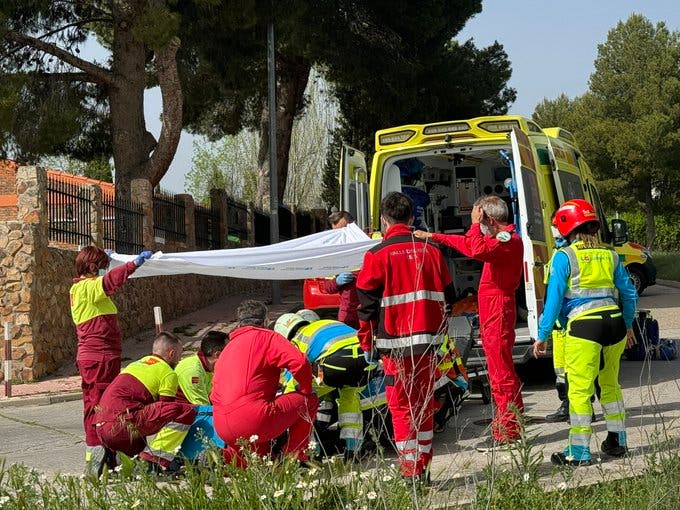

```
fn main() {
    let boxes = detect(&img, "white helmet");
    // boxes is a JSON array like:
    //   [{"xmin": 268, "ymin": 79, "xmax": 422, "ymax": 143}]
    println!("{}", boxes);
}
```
[
  {"xmin": 274, "ymin": 313, "xmax": 309, "ymax": 340},
  {"xmin": 296, "ymin": 309, "xmax": 320, "ymax": 323}
]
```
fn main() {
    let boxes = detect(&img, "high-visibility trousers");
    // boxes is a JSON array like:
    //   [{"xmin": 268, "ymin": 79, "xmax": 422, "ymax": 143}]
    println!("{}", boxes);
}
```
[
  {"xmin": 382, "ymin": 354, "xmax": 436, "ymax": 477},
  {"xmin": 552, "ymin": 327, "xmax": 566, "ymax": 386},
  {"xmin": 77, "ymin": 355, "xmax": 120, "ymax": 447},
  {"xmin": 97, "ymin": 401, "xmax": 196, "ymax": 462},
  {"xmin": 564, "ymin": 306, "xmax": 627, "ymax": 461}
]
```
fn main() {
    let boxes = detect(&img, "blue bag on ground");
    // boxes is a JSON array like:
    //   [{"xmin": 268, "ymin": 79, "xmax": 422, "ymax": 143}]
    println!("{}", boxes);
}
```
[
  {"xmin": 624, "ymin": 310, "xmax": 676, "ymax": 360},
  {"xmin": 179, "ymin": 405, "xmax": 225, "ymax": 461}
]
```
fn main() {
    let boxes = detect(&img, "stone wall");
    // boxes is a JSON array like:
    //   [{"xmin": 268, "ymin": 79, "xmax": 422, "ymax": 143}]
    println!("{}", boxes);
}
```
[{"xmin": 0, "ymin": 166, "xmax": 269, "ymax": 382}]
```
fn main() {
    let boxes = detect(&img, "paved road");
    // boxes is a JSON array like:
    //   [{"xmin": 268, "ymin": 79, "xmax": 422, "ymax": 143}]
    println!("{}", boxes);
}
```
[{"xmin": 1, "ymin": 284, "xmax": 678, "ymax": 488}]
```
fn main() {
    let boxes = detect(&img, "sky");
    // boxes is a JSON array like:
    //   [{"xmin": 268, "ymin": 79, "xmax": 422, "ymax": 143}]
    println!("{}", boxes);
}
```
[{"xmin": 90, "ymin": 1, "xmax": 680, "ymax": 193}]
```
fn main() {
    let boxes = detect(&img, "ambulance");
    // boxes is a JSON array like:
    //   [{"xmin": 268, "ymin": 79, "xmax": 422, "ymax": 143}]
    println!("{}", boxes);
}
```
[{"xmin": 304, "ymin": 115, "xmax": 656, "ymax": 365}]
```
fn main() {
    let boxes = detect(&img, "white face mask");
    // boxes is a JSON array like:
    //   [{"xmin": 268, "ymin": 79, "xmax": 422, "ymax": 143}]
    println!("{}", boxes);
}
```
[
  {"xmin": 480, "ymin": 224, "xmax": 490, "ymax": 236},
  {"xmin": 550, "ymin": 226, "xmax": 561, "ymax": 238}
]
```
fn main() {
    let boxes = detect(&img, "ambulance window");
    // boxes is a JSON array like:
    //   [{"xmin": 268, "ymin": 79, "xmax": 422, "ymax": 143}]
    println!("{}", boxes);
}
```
[
  {"xmin": 520, "ymin": 167, "xmax": 546, "ymax": 242},
  {"xmin": 589, "ymin": 184, "xmax": 612, "ymax": 243},
  {"xmin": 558, "ymin": 171, "xmax": 585, "ymax": 200},
  {"xmin": 527, "ymin": 122, "xmax": 542, "ymax": 133}
]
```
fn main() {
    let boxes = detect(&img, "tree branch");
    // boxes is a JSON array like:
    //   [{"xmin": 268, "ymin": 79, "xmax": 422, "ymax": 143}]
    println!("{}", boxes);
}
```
[
  {"xmin": 12, "ymin": 71, "xmax": 107, "ymax": 84},
  {"xmin": 3, "ymin": 30, "xmax": 113, "ymax": 85},
  {"xmin": 147, "ymin": 37, "xmax": 183, "ymax": 186}
]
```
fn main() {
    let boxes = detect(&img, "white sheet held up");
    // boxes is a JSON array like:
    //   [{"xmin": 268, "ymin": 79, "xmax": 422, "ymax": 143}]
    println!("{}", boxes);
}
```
[{"xmin": 109, "ymin": 223, "xmax": 378, "ymax": 280}]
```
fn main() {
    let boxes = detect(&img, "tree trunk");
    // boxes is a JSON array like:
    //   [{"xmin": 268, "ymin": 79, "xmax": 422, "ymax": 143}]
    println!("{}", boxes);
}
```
[
  {"xmin": 256, "ymin": 56, "xmax": 311, "ymax": 210},
  {"xmin": 644, "ymin": 185, "xmax": 656, "ymax": 248}
]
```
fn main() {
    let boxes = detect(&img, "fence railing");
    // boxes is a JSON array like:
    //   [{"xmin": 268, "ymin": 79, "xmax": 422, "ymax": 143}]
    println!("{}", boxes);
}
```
[
  {"xmin": 102, "ymin": 195, "xmax": 144, "ymax": 254},
  {"xmin": 278, "ymin": 205, "xmax": 293, "ymax": 241},
  {"xmin": 195, "ymin": 204, "xmax": 220, "ymax": 250},
  {"xmin": 47, "ymin": 176, "xmax": 92, "ymax": 247},
  {"xmin": 227, "ymin": 198, "xmax": 248, "ymax": 241},
  {"xmin": 253, "ymin": 209, "xmax": 271, "ymax": 246},
  {"xmin": 153, "ymin": 188, "xmax": 186, "ymax": 243},
  {"xmin": 296, "ymin": 210, "xmax": 314, "ymax": 237}
]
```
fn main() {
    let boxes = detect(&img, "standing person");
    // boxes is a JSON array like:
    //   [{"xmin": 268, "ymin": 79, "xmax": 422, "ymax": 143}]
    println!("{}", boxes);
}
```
[
  {"xmin": 70, "ymin": 246, "xmax": 152, "ymax": 475},
  {"xmin": 319, "ymin": 210, "xmax": 360, "ymax": 329},
  {"xmin": 95, "ymin": 332, "xmax": 196, "ymax": 473},
  {"xmin": 274, "ymin": 313, "xmax": 370, "ymax": 459},
  {"xmin": 357, "ymin": 192, "xmax": 456, "ymax": 482},
  {"xmin": 211, "ymin": 300, "xmax": 318, "ymax": 467},
  {"xmin": 414, "ymin": 195, "xmax": 524, "ymax": 450},
  {"xmin": 533, "ymin": 199, "xmax": 637, "ymax": 466}
]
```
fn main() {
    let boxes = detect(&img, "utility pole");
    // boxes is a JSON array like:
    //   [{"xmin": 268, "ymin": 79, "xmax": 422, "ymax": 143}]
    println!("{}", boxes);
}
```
[{"xmin": 268, "ymin": 20, "xmax": 281, "ymax": 304}]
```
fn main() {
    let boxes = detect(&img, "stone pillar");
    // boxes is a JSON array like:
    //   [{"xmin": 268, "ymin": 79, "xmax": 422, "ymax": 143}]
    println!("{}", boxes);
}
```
[
  {"xmin": 247, "ymin": 202, "xmax": 256, "ymax": 246},
  {"xmin": 210, "ymin": 189, "xmax": 229, "ymax": 248},
  {"xmin": 131, "ymin": 179, "xmax": 155, "ymax": 250},
  {"xmin": 176, "ymin": 194, "xmax": 195, "ymax": 251},
  {"xmin": 88, "ymin": 184, "xmax": 103, "ymax": 247}
]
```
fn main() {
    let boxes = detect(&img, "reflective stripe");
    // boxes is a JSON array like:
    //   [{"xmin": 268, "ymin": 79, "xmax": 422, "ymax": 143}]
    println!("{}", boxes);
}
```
[
  {"xmin": 605, "ymin": 420, "xmax": 625, "ymax": 432},
  {"xmin": 360, "ymin": 395, "xmax": 386, "ymax": 409},
  {"xmin": 403, "ymin": 452, "xmax": 418, "ymax": 462},
  {"xmin": 563, "ymin": 246, "xmax": 580, "ymax": 288},
  {"xmin": 395, "ymin": 439, "xmax": 418, "ymax": 451},
  {"xmin": 565, "ymin": 288, "xmax": 615, "ymax": 299},
  {"xmin": 417, "ymin": 430, "xmax": 433, "ymax": 441},
  {"xmin": 569, "ymin": 433, "xmax": 590, "ymax": 447},
  {"xmin": 419, "ymin": 443, "xmax": 432, "ymax": 454},
  {"xmin": 381, "ymin": 290, "xmax": 445, "ymax": 307},
  {"xmin": 556, "ymin": 374, "xmax": 566, "ymax": 385},
  {"xmin": 316, "ymin": 414, "xmax": 332, "ymax": 423},
  {"xmin": 434, "ymin": 375, "xmax": 450, "ymax": 391},
  {"xmin": 163, "ymin": 421, "xmax": 191, "ymax": 433},
  {"xmin": 570, "ymin": 414, "xmax": 592, "ymax": 426},
  {"xmin": 339, "ymin": 428, "xmax": 362, "ymax": 440},
  {"xmin": 142, "ymin": 446, "xmax": 175, "ymax": 462},
  {"xmin": 554, "ymin": 367, "xmax": 566, "ymax": 376},
  {"xmin": 568, "ymin": 298, "xmax": 616, "ymax": 318},
  {"xmin": 319, "ymin": 401, "xmax": 334, "ymax": 411},
  {"xmin": 338, "ymin": 413, "xmax": 362, "ymax": 425},
  {"xmin": 375, "ymin": 333, "xmax": 443, "ymax": 350},
  {"xmin": 602, "ymin": 400, "xmax": 625, "ymax": 416}
]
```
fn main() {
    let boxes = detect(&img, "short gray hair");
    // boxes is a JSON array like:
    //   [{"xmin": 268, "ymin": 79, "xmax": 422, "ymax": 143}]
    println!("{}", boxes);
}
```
[
  {"xmin": 237, "ymin": 300, "xmax": 268, "ymax": 326},
  {"xmin": 152, "ymin": 331, "xmax": 182, "ymax": 356},
  {"xmin": 474, "ymin": 195, "xmax": 508, "ymax": 223}
]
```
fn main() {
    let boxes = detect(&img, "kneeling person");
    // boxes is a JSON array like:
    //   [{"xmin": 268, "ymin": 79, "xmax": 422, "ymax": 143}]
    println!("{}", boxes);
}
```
[
  {"xmin": 275, "ymin": 313, "xmax": 371, "ymax": 457},
  {"xmin": 95, "ymin": 332, "xmax": 196, "ymax": 472}
]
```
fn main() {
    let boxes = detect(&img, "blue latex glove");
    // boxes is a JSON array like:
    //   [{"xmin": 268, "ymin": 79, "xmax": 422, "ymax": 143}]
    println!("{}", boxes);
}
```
[
  {"xmin": 336, "ymin": 272, "xmax": 355, "ymax": 286},
  {"xmin": 133, "ymin": 250, "xmax": 153, "ymax": 267}
]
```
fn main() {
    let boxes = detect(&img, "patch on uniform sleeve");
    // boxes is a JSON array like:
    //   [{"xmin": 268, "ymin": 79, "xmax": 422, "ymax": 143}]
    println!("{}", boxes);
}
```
[
  {"xmin": 496, "ymin": 231, "xmax": 511, "ymax": 242},
  {"xmin": 191, "ymin": 376, "xmax": 200, "ymax": 384}
]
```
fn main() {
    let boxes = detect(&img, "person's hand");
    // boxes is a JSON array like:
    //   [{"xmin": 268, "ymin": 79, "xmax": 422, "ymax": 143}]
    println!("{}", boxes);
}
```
[
  {"xmin": 363, "ymin": 349, "xmax": 378, "ymax": 366},
  {"xmin": 413, "ymin": 230, "xmax": 432, "ymax": 240},
  {"xmin": 336, "ymin": 272, "xmax": 355, "ymax": 286},
  {"xmin": 471, "ymin": 205, "xmax": 485, "ymax": 224},
  {"xmin": 626, "ymin": 328, "xmax": 636, "ymax": 349},
  {"xmin": 133, "ymin": 250, "xmax": 153, "ymax": 266},
  {"xmin": 533, "ymin": 339, "xmax": 548, "ymax": 358}
]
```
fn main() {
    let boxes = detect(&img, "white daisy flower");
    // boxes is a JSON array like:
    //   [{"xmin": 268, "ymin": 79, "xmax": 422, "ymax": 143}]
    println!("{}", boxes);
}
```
[{"xmin": 249, "ymin": 434, "xmax": 259, "ymax": 443}]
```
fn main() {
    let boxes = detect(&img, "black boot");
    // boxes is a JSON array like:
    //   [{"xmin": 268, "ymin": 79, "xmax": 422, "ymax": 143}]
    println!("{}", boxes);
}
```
[
  {"xmin": 546, "ymin": 381, "xmax": 569, "ymax": 422},
  {"xmin": 550, "ymin": 452, "xmax": 591, "ymax": 467},
  {"xmin": 601, "ymin": 432, "xmax": 627, "ymax": 457}
]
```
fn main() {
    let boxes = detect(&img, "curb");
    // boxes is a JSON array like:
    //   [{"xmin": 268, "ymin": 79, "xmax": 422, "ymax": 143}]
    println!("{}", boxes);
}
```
[
  {"xmin": 0, "ymin": 391, "xmax": 82, "ymax": 409},
  {"xmin": 657, "ymin": 279, "xmax": 680, "ymax": 290}
]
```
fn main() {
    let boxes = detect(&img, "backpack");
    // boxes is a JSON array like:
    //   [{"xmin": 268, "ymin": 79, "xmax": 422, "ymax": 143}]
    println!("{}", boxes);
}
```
[{"xmin": 624, "ymin": 310, "xmax": 676, "ymax": 361}]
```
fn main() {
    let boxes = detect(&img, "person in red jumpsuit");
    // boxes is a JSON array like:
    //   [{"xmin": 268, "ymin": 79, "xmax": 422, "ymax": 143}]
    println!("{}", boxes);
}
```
[
  {"xmin": 319, "ymin": 210, "xmax": 360, "ymax": 328},
  {"xmin": 415, "ymin": 195, "xmax": 524, "ymax": 450},
  {"xmin": 95, "ymin": 332, "xmax": 196, "ymax": 471},
  {"xmin": 70, "ymin": 246, "xmax": 152, "ymax": 475},
  {"xmin": 356, "ymin": 192, "xmax": 456, "ymax": 483},
  {"xmin": 211, "ymin": 300, "xmax": 318, "ymax": 467}
]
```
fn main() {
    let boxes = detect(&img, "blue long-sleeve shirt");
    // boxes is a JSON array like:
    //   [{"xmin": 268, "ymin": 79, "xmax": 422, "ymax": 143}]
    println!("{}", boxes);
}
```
[{"xmin": 537, "ymin": 248, "xmax": 638, "ymax": 342}]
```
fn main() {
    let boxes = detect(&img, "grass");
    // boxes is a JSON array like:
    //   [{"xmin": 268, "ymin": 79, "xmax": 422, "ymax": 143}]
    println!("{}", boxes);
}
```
[{"xmin": 652, "ymin": 252, "xmax": 680, "ymax": 282}]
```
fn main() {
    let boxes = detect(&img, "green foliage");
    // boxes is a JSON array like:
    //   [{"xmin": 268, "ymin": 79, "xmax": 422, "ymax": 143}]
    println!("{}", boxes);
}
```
[
  {"xmin": 650, "ymin": 252, "xmax": 680, "ymax": 282},
  {"xmin": 132, "ymin": 6, "xmax": 181, "ymax": 51},
  {"xmin": 620, "ymin": 211, "xmax": 680, "ymax": 252},
  {"xmin": 40, "ymin": 155, "xmax": 113, "ymax": 183}
]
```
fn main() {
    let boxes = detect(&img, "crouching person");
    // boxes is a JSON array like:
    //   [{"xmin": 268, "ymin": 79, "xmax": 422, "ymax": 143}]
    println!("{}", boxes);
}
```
[
  {"xmin": 95, "ymin": 332, "xmax": 196, "ymax": 473},
  {"xmin": 212, "ymin": 300, "xmax": 318, "ymax": 467}
]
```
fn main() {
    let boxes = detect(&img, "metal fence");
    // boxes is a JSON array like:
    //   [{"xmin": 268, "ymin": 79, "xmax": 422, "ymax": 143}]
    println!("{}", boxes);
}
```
[
  {"xmin": 227, "ymin": 198, "xmax": 248, "ymax": 241},
  {"xmin": 195, "ymin": 204, "xmax": 220, "ymax": 250},
  {"xmin": 47, "ymin": 176, "xmax": 92, "ymax": 246},
  {"xmin": 278, "ymin": 205, "xmax": 293, "ymax": 241},
  {"xmin": 296, "ymin": 210, "xmax": 314, "ymax": 237},
  {"xmin": 153, "ymin": 188, "xmax": 186, "ymax": 242},
  {"xmin": 253, "ymin": 209, "xmax": 271, "ymax": 246},
  {"xmin": 102, "ymin": 195, "xmax": 144, "ymax": 254}
]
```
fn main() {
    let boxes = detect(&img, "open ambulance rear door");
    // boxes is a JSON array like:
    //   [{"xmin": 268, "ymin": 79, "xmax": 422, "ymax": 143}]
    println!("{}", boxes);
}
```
[
  {"xmin": 339, "ymin": 145, "xmax": 369, "ymax": 230},
  {"xmin": 510, "ymin": 129, "xmax": 550, "ymax": 340},
  {"xmin": 546, "ymin": 137, "xmax": 587, "ymax": 202}
]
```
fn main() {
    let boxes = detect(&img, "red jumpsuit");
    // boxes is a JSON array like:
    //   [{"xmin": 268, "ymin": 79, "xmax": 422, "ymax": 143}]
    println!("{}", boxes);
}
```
[
  {"xmin": 211, "ymin": 326, "xmax": 318, "ymax": 465},
  {"xmin": 356, "ymin": 223, "xmax": 455, "ymax": 477},
  {"xmin": 319, "ymin": 272, "xmax": 360, "ymax": 329},
  {"xmin": 94, "ymin": 356, "xmax": 196, "ymax": 459},
  {"xmin": 70, "ymin": 262, "xmax": 138, "ymax": 447},
  {"xmin": 432, "ymin": 223, "xmax": 524, "ymax": 441}
]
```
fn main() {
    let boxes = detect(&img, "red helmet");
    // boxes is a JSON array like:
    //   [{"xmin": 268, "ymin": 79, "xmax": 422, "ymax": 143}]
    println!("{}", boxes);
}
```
[{"xmin": 552, "ymin": 199, "xmax": 599, "ymax": 236}]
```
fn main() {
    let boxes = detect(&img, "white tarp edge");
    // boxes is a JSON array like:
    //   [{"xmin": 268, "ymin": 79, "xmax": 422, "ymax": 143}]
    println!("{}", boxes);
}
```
[{"xmin": 109, "ymin": 223, "xmax": 379, "ymax": 280}]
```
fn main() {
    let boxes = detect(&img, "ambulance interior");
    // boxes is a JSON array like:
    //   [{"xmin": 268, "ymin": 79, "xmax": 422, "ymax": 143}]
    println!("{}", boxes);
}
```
[{"xmin": 381, "ymin": 148, "xmax": 530, "ymax": 347}]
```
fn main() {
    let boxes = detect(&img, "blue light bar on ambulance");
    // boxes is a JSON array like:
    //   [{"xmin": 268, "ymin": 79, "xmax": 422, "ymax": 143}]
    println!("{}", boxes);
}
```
[
  {"xmin": 478, "ymin": 120, "xmax": 520, "ymax": 133},
  {"xmin": 378, "ymin": 130, "xmax": 416, "ymax": 145},
  {"xmin": 422, "ymin": 122, "xmax": 470, "ymax": 135}
]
